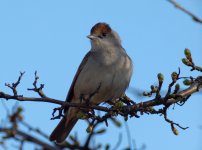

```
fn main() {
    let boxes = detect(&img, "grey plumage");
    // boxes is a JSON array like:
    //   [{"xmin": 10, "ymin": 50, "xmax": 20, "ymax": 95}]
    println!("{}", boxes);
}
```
[{"xmin": 49, "ymin": 23, "xmax": 133, "ymax": 143}]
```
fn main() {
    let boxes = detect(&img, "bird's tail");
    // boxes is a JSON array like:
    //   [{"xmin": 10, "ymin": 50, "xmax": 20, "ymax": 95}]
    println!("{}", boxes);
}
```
[{"xmin": 49, "ymin": 109, "xmax": 78, "ymax": 143}]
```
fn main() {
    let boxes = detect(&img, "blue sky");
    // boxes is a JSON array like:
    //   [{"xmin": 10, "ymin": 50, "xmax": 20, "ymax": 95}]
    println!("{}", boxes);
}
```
[{"xmin": 0, "ymin": 1, "xmax": 202, "ymax": 150}]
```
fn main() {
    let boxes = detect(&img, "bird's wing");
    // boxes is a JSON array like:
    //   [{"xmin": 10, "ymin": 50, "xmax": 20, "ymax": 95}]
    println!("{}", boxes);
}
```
[
  {"xmin": 50, "ymin": 51, "xmax": 93, "ymax": 142},
  {"xmin": 65, "ymin": 51, "xmax": 92, "ymax": 102}
]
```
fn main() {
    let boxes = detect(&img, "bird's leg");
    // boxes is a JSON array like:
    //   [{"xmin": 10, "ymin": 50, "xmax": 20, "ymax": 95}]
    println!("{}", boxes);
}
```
[
  {"xmin": 79, "ymin": 83, "xmax": 102, "ymax": 105},
  {"xmin": 78, "ymin": 83, "xmax": 102, "ymax": 116}
]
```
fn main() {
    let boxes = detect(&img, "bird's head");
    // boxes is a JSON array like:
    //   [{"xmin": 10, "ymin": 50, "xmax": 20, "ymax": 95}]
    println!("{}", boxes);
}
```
[{"xmin": 87, "ymin": 23, "xmax": 121, "ymax": 49}]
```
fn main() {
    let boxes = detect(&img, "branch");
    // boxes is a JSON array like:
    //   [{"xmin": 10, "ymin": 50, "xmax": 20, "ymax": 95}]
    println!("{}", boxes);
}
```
[
  {"xmin": 27, "ymin": 71, "xmax": 47, "ymax": 98},
  {"xmin": 163, "ymin": 106, "xmax": 188, "ymax": 136},
  {"xmin": 5, "ymin": 72, "xmax": 25, "ymax": 96},
  {"xmin": 182, "ymin": 48, "xmax": 202, "ymax": 72},
  {"xmin": 167, "ymin": 0, "xmax": 202, "ymax": 24},
  {"xmin": 0, "ymin": 49, "xmax": 201, "ymax": 138},
  {"xmin": 1, "ymin": 75, "xmax": 201, "ymax": 116},
  {"xmin": 0, "ymin": 127, "xmax": 60, "ymax": 150},
  {"xmin": 20, "ymin": 121, "xmax": 49, "ymax": 139}
]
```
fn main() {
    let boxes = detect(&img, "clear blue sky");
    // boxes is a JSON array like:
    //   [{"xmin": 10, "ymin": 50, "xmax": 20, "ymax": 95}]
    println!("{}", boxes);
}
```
[{"xmin": 0, "ymin": 1, "xmax": 202, "ymax": 150}]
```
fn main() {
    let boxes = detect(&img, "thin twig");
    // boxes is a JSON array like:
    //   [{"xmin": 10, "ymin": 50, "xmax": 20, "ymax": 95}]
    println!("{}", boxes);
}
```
[
  {"xmin": 5, "ymin": 72, "xmax": 25, "ymax": 96},
  {"xmin": 1, "ymin": 101, "xmax": 10, "ymax": 116},
  {"xmin": 163, "ymin": 107, "xmax": 189, "ymax": 130},
  {"xmin": 112, "ymin": 133, "xmax": 122, "ymax": 150},
  {"xmin": 165, "ymin": 68, "xmax": 180, "ymax": 99},
  {"xmin": 83, "ymin": 122, "xmax": 99, "ymax": 149},
  {"xmin": 0, "ymin": 127, "xmax": 60, "ymax": 150},
  {"xmin": 167, "ymin": 0, "xmax": 202, "ymax": 24},
  {"xmin": 27, "ymin": 71, "xmax": 47, "ymax": 98},
  {"xmin": 0, "ymin": 76, "xmax": 202, "ymax": 117},
  {"xmin": 20, "ymin": 121, "xmax": 49, "ymax": 139},
  {"xmin": 124, "ymin": 122, "xmax": 132, "ymax": 149}
]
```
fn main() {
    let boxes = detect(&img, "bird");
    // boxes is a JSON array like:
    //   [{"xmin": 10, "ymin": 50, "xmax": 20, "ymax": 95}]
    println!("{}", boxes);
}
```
[{"xmin": 49, "ymin": 22, "xmax": 133, "ymax": 143}]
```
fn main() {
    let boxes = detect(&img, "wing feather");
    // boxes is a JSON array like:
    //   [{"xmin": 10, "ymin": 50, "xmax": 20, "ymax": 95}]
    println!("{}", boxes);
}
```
[{"xmin": 65, "ymin": 51, "xmax": 92, "ymax": 102}]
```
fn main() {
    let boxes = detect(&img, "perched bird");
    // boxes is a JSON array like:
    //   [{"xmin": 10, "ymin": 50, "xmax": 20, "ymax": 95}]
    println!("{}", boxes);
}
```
[{"xmin": 49, "ymin": 22, "xmax": 133, "ymax": 143}]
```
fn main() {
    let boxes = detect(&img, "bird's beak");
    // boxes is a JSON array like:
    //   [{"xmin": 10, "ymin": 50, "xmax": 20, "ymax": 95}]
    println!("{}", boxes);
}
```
[{"xmin": 87, "ymin": 35, "xmax": 97, "ymax": 40}]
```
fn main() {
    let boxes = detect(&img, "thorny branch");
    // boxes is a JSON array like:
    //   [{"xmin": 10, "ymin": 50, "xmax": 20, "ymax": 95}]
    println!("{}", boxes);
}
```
[
  {"xmin": 167, "ymin": 0, "xmax": 202, "ymax": 24},
  {"xmin": 5, "ymin": 72, "xmax": 25, "ymax": 96},
  {"xmin": 0, "ymin": 49, "xmax": 202, "ymax": 149},
  {"xmin": 27, "ymin": 71, "xmax": 47, "ymax": 98},
  {"xmin": 0, "ymin": 71, "xmax": 201, "ymax": 129}
]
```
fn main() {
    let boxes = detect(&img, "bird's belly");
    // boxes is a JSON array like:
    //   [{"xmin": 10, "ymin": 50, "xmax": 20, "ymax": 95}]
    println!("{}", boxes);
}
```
[
  {"xmin": 73, "ymin": 53, "xmax": 132, "ymax": 105},
  {"xmin": 74, "ymin": 66, "xmax": 114, "ymax": 104}
]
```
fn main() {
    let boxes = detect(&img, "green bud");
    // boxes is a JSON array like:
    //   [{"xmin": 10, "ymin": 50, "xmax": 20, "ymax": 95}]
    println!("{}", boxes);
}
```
[
  {"xmin": 182, "ymin": 58, "xmax": 190, "ymax": 65},
  {"xmin": 175, "ymin": 83, "xmax": 180, "ymax": 91},
  {"xmin": 171, "ymin": 72, "xmax": 178, "ymax": 81},
  {"xmin": 183, "ymin": 79, "xmax": 192, "ymax": 86},
  {"xmin": 148, "ymin": 106, "xmax": 155, "ymax": 111},
  {"xmin": 115, "ymin": 101, "xmax": 124, "ymax": 108},
  {"xmin": 171, "ymin": 125, "xmax": 179, "ymax": 135},
  {"xmin": 157, "ymin": 73, "xmax": 164, "ymax": 82},
  {"xmin": 152, "ymin": 87, "xmax": 158, "ymax": 93},
  {"xmin": 86, "ymin": 125, "xmax": 94, "ymax": 133},
  {"xmin": 17, "ymin": 107, "xmax": 23, "ymax": 113},
  {"xmin": 96, "ymin": 129, "xmax": 106, "ymax": 134},
  {"xmin": 143, "ymin": 91, "xmax": 149, "ymax": 96},
  {"xmin": 184, "ymin": 48, "xmax": 191, "ymax": 58}
]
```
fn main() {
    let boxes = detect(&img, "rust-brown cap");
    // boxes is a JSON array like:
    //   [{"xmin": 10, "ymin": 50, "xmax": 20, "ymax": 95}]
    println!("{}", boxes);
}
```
[{"xmin": 90, "ymin": 23, "xmax": 112, "ymax": 36}]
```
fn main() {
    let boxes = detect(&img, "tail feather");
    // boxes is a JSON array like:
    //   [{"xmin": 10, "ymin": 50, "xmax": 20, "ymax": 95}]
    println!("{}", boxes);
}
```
[{"xmin": 49, "ymin": 115, "xmax": 78, "ymax": 143}]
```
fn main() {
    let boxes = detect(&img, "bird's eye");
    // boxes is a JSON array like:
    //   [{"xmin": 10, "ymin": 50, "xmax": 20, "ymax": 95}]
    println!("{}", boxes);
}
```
[
  {"xmin": 102, "ymin": 33, "xmax": 107, "ymax": 37},
  {"xmin": 98, "ymin": 33, "xmax": 107, "ymax": 39}
]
